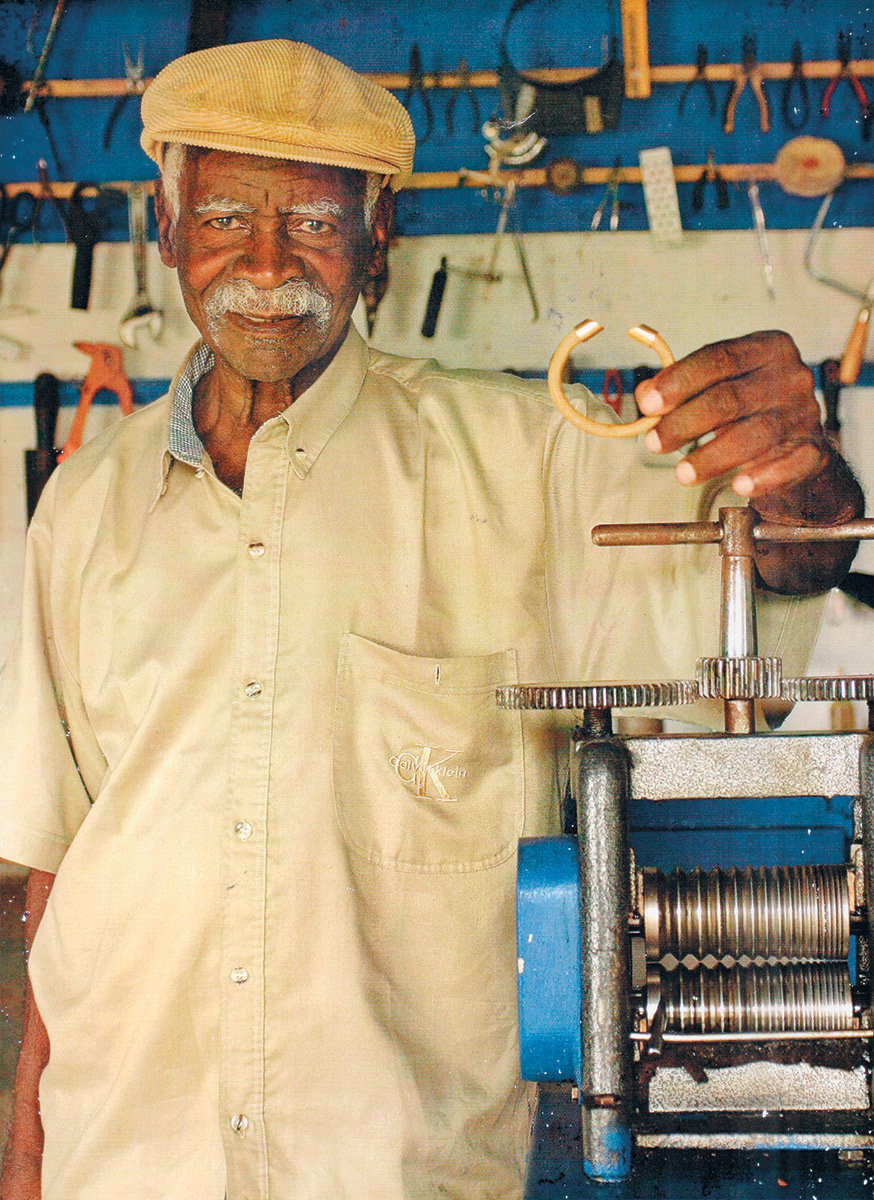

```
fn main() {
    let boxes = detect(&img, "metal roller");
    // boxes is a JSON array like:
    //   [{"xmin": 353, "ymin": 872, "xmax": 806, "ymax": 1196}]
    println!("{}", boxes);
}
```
[
  {"xmin": 649, "ymin": 961, "xmax": 854, "ymax": 1034},
  {"xmin": 642, "ymin": 865, "xmax": 851, "ymax": 963}
]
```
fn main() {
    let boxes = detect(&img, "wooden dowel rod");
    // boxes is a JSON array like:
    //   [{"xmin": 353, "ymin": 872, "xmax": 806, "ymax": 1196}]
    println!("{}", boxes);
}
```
[
  {"xmin": 21, "ymin": 58, "xmax": 874, "ymax": 99},
  {"xmin": 7, "ymin": 163, "xmax": 873, "ymax": 198}
]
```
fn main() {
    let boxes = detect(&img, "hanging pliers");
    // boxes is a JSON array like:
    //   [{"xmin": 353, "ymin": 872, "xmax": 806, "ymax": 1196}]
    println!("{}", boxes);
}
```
[
  {"xmin": 821, "ymin": 32, "xmax": 870, "ymax": 138},
  {"xmin": 445, "ymin": 57, "xmax": 480, "ymax": 136},
  {"xmin": 591, "ymin": 158, "xmax": 623, "ymax": 231},
  {"xmin": 403, "ymin": 44, "xmax": 434, "ymax": 143},
  {"xmin": 692, "ymin": 149, "xmax": 729, "ymax": 210},
  {"xmin": 723, "ymin": 35, "xmax": 770, "ymax": 133},
  {"xmin": 678, "ymin": 45, "xmax": 717, "ymax": 117},
  {"xmin": 782, "ymin": 40, "xmax": 810, "ymax": 130},
  {"xmin": 103, "ymin": 41, "xmax": 146, "ymax": 150}
]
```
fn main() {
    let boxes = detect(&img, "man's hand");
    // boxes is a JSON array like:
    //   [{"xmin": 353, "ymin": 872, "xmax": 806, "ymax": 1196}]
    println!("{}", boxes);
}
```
[
  {"xmin": 0, "ymin": 870, "xmax": 53, "ymax": 1200},
  {"xmin": 638, "ymin": 330, "xmax": 829, "ymax": 498},
  {"xmin": 636, "ymin": 330, "xmax": 865, "ymax": 593},
  {"xmin": 0, "ymin": 1145, "xmax": 41, "ymax": 1200}
]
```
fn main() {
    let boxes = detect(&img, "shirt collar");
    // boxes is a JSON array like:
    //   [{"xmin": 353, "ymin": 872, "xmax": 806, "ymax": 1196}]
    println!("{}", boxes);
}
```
[
  {"xmin": 155, "ymin": 324, "xmax": 370, "ymax": 500},
  {"xmin": 169, "ymin": 341, "xmax": 213, "ymax": 467}
]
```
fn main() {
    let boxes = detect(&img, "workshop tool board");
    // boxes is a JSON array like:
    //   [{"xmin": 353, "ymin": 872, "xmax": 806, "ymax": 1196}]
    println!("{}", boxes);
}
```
[{"xmin": 1, "ymin": 0, "xmax": 874, "ymax": 237}]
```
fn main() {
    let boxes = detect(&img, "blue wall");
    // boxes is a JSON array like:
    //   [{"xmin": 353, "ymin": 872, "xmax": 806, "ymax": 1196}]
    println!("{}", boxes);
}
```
[{"xmin": 1, "ymin": 0, "xmax": 872, "ymax": 239}]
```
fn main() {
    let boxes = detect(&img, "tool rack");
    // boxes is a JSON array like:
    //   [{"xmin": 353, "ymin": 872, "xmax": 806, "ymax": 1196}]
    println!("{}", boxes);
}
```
[{"xmin": 6, "ymin": 54, "xmax": 874, "ymax": 200}]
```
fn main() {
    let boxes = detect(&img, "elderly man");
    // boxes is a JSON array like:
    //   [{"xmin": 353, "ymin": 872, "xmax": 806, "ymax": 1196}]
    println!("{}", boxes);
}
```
[{"xmin": 0, "ymin": 39, "xmax": 863, "ymax": 1200}]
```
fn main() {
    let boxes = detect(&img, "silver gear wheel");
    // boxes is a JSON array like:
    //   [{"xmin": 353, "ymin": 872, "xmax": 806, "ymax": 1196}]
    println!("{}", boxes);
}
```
[
  {"xmin": 781, "ymin": 675, "xmax": 874, "ymax": 702},
  {"xmin": 496, "ymin": 680, "xmax": 698, "ymax": 710},
  {"xmin": 696, "ymin": 656, "xmax": 783, "ymax": 700}
]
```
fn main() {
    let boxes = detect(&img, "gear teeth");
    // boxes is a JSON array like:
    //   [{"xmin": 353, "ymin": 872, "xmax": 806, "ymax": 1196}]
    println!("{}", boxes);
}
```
[
  {"xmin": 696, "ymin": 656, "xmax": 782, "ymax": 699},
  {"xmin": 782, "ymin": 675, "xmax": 874, "ymax": 702},
  {"xmin": 496, "ymin": 680, "xmax": 698, "ymax": 710}
]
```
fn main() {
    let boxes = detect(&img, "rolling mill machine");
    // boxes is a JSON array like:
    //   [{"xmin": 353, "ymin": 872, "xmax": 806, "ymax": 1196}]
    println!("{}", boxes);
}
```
[{"xmin": 503, "ymin": 322, "xmax": 874, "ymax": 1188}]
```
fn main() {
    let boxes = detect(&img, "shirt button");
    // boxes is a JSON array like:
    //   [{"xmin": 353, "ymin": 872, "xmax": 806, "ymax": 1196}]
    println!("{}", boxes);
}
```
[
  {"xmin": 230, "ymin": 1114, "xmax": 249, "ymax": 1135},
  {"xmin": 248, "ymin": 542, "xmax": 265, "ymax": 558},
  {"xmin": 231, "ymin": 967, "xmax": 249, "ymax": 985},
  {"xmin": 235, "ymin": 821, "xmax": 253, "ymax": 841},
  {"xmin": 244, "ymin": 682, "xmax": 262, "ymax": 698}
]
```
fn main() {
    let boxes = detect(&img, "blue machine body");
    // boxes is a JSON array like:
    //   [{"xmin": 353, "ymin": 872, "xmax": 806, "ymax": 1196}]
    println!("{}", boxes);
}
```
[{"xmin": 516, "ymin": 837, "xmax": 582, "ymax": 1089}]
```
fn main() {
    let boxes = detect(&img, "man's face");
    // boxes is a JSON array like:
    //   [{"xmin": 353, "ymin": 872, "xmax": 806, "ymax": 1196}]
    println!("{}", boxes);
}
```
[{"xmin": 156, "ymin": 150, "xmax": 388, "ymax": 384}]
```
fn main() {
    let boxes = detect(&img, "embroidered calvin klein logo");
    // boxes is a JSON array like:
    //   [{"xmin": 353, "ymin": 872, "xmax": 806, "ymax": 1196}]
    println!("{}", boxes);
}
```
[{"xmin": 390, "ymin": 746, "xmax": 468, "ymax": 802}]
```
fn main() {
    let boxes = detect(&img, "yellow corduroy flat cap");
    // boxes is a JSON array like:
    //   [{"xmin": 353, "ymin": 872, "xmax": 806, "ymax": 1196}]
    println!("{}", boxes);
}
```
[{"xmin": 140, "ymin": 39, "xmax": 415, "ymax": 190}]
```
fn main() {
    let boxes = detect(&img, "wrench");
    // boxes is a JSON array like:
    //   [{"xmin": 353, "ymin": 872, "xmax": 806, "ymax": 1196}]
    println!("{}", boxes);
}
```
[{"xmin": 119, "ymin": 183, "xmax": 163, "ymax": 347}]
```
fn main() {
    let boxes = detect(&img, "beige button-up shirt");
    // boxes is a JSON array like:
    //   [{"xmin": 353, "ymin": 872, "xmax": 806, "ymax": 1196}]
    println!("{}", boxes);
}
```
[{"xmin": 0, "ymin": 327, "xmax": 819, "ymax": 1199}]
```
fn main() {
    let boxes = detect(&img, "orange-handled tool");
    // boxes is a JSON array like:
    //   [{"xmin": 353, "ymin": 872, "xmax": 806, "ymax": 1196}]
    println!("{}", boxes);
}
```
[
  {"xmin": 57, "ymin": 342, "xmax": 134, "ymax": 462},
  {"xmin": 839, "ymin": 278, "xmax": 874, "ymax": 384}
]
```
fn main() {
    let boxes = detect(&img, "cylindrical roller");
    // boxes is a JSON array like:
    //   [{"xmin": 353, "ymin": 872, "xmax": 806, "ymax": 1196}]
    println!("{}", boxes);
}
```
[
  {"xmin": 649, "ymin": 961, "xmax": 854, "ymax": 1034},
  {"xmin": 576, "ymin": 739, "xmax": 633, "ymax": 1182},
  {"xmin": 642, "ymin": 865, "xmax": 851, "ymax": 963}
]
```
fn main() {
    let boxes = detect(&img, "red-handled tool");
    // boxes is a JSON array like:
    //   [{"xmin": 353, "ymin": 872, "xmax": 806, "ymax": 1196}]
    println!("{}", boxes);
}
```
[
  {"xmin": 57, "ymin": 342, "xmax": 133, "ymax": 462},
  {"xmin": 602, "ymin": 369, "xmax": 624, "ymax": 416},
  {"xmin": 821, "ymin": 31, "xmax": 870, "ymax": 136}
]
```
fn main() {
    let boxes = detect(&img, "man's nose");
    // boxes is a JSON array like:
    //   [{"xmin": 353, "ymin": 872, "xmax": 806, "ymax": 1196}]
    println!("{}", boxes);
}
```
[{"xmin": 238, "ymin": 224, "xmax": 304, "ymax": 288}]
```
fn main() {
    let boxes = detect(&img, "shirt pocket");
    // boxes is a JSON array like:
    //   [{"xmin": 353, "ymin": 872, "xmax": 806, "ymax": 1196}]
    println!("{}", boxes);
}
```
[{"xmin": 333, "ymin": 633, "xmax": 524, "ymax": 873}]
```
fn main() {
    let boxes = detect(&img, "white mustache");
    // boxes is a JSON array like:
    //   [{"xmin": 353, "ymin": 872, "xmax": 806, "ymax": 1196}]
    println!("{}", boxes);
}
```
[{"xmin": 204, "ymin": 279, "xmax": 332, "ymax": 333}]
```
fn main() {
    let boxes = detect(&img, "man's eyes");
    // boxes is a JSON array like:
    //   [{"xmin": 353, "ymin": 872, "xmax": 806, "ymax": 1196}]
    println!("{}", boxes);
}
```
[
  {"xmin": 298, "ymin": 218, "xmax": 330, "ymax": 234},
  {"xmin": 205, "ymin": 214, "xmax": 247, "ymax": 230},
  {"xmin": 202, "ymin": 215, "xmax": 337, "ymax": 235}
]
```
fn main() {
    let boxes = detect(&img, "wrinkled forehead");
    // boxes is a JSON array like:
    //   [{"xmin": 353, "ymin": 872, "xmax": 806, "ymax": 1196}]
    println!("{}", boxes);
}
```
[{"xmin": 176, "ymin": 146, "xmax": 368, "ymax": 204}]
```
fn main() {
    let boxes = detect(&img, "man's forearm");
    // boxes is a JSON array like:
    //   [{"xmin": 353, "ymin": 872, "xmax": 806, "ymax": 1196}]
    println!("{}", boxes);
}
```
[
  {"xmin": 0, "ymin": 869, "xmax": 54, "ymax": 1199},
  {"xmin": 751, "ymin": 447, "xmax": 866, "ymax": 595}
]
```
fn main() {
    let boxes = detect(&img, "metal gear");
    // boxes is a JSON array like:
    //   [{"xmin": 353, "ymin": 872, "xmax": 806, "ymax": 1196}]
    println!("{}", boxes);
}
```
[
  {"xmin": 496, "ymin": 680, "xmax": 698, "ymax": 710},
  {"xmin": 781, "ymin": 675, "xmax": 874, "ymax": 702},
  {"xmin": 696, "ymin": 656, "xmax": 783, "ymax": 700}
]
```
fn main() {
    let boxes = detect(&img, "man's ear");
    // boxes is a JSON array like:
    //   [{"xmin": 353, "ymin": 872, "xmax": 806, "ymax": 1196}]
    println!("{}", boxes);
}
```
[
  {"xmin": 154, "ymin": 180, "xmax": 178, "ymax": 268},
  {"xmin": 366, "ymin": 188, "xmax": 394, "ymax": 280}
]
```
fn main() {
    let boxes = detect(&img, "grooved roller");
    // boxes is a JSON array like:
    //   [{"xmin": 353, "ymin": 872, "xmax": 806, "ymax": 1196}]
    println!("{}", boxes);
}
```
[
  {"xmin": 650, "ymin": 961, "xmax": 854, "ymax": 1034},
  {"xmin": 642, "ymin": 865, "xmax": 851, "ymax": 963}
]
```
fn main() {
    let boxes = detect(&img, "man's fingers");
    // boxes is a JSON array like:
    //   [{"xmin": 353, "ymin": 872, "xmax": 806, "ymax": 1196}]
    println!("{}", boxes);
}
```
[
  {"xmin": 677, "ymin": 437, "xmax": 831, "ymax": 498},
  {"xmin": 646, "ymin": 386, "xmax": 820, "ymax": 460},
  {"xmin": 636, "ymin": 330, "xmax": 814, "ymax": 421},
  {"xmin": 664, "ymin": 409, "xmax": 819, "ymax": 484}
]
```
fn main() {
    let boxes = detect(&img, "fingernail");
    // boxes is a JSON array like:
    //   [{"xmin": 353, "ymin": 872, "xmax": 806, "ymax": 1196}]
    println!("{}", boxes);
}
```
[
  {"xmin": 675, "ymin": 460, "xmax": 696, "ymax": 485},
  {"xmin": 644, "ymin": 429, "xmax": 662, "ymax": 453},
  {"xmin": 732, "ymin": 474, "xmax": 754, "ymax": 496},
  {"xmin": 637, "ymin": 387, "xmax": 664, "ymax": 416}
]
